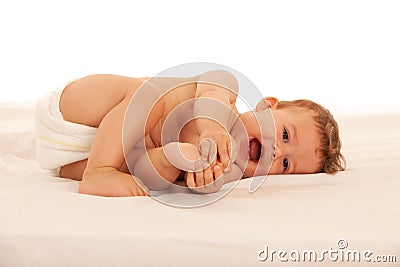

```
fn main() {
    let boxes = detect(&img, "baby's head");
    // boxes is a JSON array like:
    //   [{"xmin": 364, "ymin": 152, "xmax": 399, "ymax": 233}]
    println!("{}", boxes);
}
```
[
  {"xmin": 234, "ymin": 97, "xmax": 346, "ymax": 177},
  {"xmin": 275, "ymin": 98, "xmax": 345, "ymax": 173}
]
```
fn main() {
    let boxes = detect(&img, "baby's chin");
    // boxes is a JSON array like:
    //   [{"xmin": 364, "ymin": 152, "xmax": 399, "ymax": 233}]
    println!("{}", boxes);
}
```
[{"xmin": 242, "ymin": 161, "xmax": 258, "ymax": 177}]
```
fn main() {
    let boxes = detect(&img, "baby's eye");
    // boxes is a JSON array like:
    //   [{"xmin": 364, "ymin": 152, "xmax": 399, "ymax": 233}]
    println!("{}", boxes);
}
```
[
  {"xmin": 283, "ymin": 157, "xmax": 289, "ymax": 172},
  {"xmin": 283, "ymin": 128, "xmax": 289, "ymax": 143}
]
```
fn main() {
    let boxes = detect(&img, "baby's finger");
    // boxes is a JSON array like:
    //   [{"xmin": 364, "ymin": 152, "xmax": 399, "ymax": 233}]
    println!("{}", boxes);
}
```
[
  {"xmin": 208, "ymin": 139, "xmax": 217, "ymax": 164},
  {"xmin": 132, "ymin": 177, "xmax": 149, "ymax": 196},
  {"xmin": 226, "ymin": 138, "xmax": 233, "ymax": 172},
  {"xmin": 137, "ymin": 178, "xmax": 149, "ymax": 193},
  {"xmin": 138, "ymin": 188, "xmax": 146, "ymax": 197},
  {"xmin": 218, "ymin": 141, "xmax": 230, "ymax": 170},
  {"xmin": 216, "ymin": 162, "xmax": 224, "ymax": 171},
  {"xmin": 204, "ymin": 166, "xmax": 214, "ymax": 185},
  {"xmin": 186, "ymin": 172, "xmax": 196, "ymax": 188},
  {"xmin": 195, "ymin": 169, "xmax": 204, "ymax": 187},
  {"xmin": 199, "ymin": 138, "xmax": 211, "ymax": 162},
  {"xmin": 213, "ymin": 165, "xmax": 223, "ymax": 180},
  {"xmin": 227, "ymin": 137, "xmax": 232, "ymax": 162},
  {"xmin": 139, "ymin": 186, "xmax": 150, "ymax": 196},
  {"xmin": 131, "ymin": 186, "xmax": 144, "ymax": 197},
  {"xmin": 212, "ymin": 166, "xmax": 224, "ymax": 190}
]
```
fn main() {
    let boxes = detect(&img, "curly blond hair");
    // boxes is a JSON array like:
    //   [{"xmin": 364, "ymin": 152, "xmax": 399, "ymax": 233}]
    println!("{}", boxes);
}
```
[{"xmin": 276, "ymin": 99, "xmax": 346, "ymax": 174}]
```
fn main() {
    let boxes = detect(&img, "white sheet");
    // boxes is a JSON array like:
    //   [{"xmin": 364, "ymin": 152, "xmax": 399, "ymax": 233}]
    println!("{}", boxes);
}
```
[{"xmin": 1, "ymin": 104, "xmax": 399, "ymax": 267}]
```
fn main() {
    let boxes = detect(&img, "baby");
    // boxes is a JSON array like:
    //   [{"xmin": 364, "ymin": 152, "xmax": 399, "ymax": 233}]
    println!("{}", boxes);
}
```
[{"xmin": 35, "ymin": 70, "xmax": 345, "ymax": 197}]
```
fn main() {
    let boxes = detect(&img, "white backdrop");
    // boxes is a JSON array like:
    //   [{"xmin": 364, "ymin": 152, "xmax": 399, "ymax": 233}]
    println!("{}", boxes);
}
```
[{"xmin": 0, "ymin": 0, "xmax": 399, "ymax": 116}]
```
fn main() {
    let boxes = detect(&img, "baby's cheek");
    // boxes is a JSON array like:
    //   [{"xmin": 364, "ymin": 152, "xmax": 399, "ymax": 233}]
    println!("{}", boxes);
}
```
[{"xmin": 268, "ymin": 161, "xmax": 280, "ymax": 175}]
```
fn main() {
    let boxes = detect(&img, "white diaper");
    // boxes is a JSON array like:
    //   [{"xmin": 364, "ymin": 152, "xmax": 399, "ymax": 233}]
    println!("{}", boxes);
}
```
[{"xmin": 35, "ymin": 89, "xmax": 97, "ymax": 176}]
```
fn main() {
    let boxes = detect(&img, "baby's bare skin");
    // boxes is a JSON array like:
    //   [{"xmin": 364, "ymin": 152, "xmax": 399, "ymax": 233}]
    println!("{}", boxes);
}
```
[
  {"xmin": 59, "ymin": 72, "xmax": 238, "ymax": 196},
  {"xmin": 51, "ymin": 69, "xmax": 327, "ymax": 197}
]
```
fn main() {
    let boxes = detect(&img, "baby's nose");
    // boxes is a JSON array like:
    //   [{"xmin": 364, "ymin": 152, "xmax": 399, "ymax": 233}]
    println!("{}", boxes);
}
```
[{"xmin": 273, "ymin": 145, "xmax": 283, "ymax": 159}]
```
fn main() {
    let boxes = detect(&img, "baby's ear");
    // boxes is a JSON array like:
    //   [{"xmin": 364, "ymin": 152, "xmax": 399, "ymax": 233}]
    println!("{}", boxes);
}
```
[{"xmin": 256, "ymin": 97, "xmax": 278, "ymax": 111}]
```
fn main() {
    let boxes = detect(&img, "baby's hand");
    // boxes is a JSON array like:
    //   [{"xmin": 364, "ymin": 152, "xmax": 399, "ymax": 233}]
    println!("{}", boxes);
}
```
[
  {"xmin": 79, "ymin": 169, "xmax": 149, "ymax": 197},
  {"xmin": 199, "ymin": 127, "xmax": 233, "ymax": 172},
  {"xmin": 185, "ymin": 162, "xmax": 224, "ymax": 194}
]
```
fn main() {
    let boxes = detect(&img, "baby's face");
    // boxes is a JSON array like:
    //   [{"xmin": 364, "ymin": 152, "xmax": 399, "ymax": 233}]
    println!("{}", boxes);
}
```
[{"xmin": 232, "ymin": 107, "xmax": 322, "ymax": 177}]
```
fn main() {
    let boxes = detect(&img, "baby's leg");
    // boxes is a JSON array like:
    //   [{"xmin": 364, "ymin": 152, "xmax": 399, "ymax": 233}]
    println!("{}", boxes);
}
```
[
  {"xmin": 60, "ymin": 159, "xmax": 128, "ymax": 181},
  {"xmin": 60, "ymin": 74, "xmax": 144, "ymax": 127},
  {"xmin": 58, "ymin": 74, "xmax": 144, "ymax": 180},
  {"xmin": 60, "ymin": 160, "xmax": 87, "ymax": 181}
]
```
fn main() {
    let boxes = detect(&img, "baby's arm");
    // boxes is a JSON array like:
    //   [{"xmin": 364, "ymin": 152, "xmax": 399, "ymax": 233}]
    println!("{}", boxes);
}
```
[{"xmin": 194, "ymin": 70, "xmax": 239, "ymax": 170}]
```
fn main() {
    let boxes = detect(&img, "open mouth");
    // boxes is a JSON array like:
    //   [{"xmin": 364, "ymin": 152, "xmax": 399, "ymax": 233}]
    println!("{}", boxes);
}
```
[{"xmin": 248, "ymin": 138, "xmax": 262, "ymax": 161}]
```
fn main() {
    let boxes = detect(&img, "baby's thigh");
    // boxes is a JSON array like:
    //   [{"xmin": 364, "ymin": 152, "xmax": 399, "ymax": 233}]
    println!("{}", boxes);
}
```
[{"xmin": 59, "ymin": 74, "xmax": 144, "ymax": 127}]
